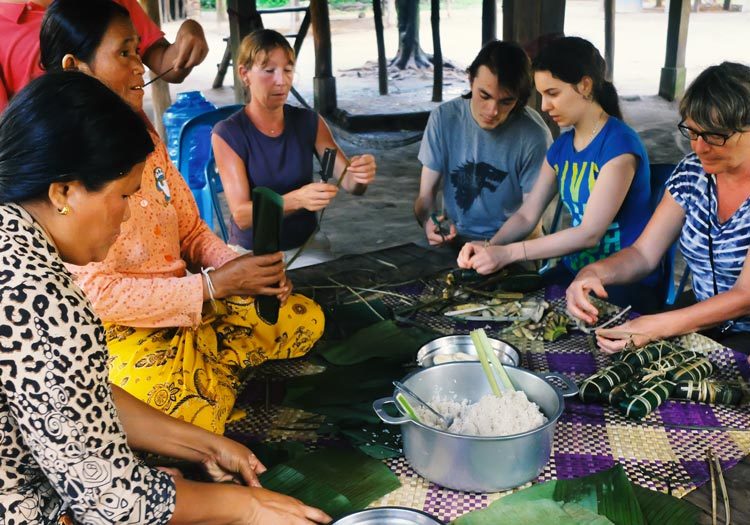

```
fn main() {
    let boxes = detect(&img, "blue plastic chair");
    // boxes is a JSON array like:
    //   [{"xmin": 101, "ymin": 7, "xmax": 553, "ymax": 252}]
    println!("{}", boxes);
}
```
[
  {"xmin": 649, "ymin": 163, "xmax": 687, "ymax": 305},
  {"xmin": 176, "ymin": 104, "xmax": 243, "ymax": 227},
  {"xmin": 538, "ymin": 163, "xmax": 683, "ymax": 306},
  {"xmin": 204, "ymin": 151, "xmax": 229, "ymax": 242}
]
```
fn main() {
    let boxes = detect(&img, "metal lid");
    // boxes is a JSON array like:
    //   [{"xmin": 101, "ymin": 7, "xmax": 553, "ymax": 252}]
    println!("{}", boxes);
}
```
[
  {"xmin": 416, "ymin": 334, "xmax": 520, "ymax": 368},
  {"xmin": 333, "ymin": 507, "xmax": 444, "ymax": 525}
]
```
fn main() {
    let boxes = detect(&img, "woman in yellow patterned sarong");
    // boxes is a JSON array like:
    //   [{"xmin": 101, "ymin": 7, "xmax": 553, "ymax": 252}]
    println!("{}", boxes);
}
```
[{"xmin": 41, "ymin": 0, "xmax": 324, "ymax": 435}]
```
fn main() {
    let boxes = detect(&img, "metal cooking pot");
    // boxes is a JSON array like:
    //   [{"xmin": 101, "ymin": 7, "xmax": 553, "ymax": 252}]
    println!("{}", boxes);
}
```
[{"xmin": 373, "ymin": 362, "xmax": 578, "ymax": 492}]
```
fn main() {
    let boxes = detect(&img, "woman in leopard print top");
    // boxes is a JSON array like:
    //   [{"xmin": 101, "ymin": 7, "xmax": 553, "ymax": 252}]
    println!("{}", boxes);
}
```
[{"xmin": 0, "ymin": 74, "xmax": 329, "ymax": 524}]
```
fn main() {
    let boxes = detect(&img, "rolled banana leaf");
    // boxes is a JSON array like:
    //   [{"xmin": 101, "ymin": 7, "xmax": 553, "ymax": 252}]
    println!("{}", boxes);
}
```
[
  {"xmin": 672, "ymin": 380, "xmax": 744, "ymax": 405},
  {"xmin": 615, "ymin": 341, "xmax": 674, "ymax": 368},
  {"xmin": 619, "ymin": 379, "xmax": 676, "ymax": 419},
  {"xmin": 665, "ymin": 357, "xmax": 713, "ymax": 383},
  {"xmin": 252, "ymin": 187, "xmax": 284, "ymax": 324},
  {"xmin": 579, "ymin": 361, "xmax": 636, "ymax": 403},
  {"xmin": 606, "ymin": 380, "xmax": 642, "ymax": 406}
]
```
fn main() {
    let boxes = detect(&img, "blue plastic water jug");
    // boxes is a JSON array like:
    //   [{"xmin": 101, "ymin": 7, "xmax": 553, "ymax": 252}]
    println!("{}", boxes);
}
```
[{"xmin": 162, "ymin": 91, "xmax": 216, "ymax": 189}]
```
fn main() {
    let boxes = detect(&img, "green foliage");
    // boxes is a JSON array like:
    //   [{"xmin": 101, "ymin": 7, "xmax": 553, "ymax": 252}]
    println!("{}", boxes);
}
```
[
  {"xmin": 259, "ymin": 448, "xmax": 401, "ymax": 519},
  {"xmin": 452, "ymin": 465, "xmax": 699, "ymax": 525}
]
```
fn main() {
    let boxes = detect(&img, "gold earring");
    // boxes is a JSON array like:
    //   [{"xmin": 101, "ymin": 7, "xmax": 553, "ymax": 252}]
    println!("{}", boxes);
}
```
[{"xmin": 58, "ymin": 205, "xmax": 71, "ymax": 216}]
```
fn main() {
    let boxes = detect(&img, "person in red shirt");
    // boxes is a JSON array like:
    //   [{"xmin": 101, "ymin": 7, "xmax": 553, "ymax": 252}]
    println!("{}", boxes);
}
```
[{"xmin": 0, "ymin": 0, "xmax": 208, "ymax": 110}]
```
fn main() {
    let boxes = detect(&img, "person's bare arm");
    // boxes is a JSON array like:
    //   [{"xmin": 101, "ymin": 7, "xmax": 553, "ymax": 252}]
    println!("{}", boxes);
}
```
[
  {"xmin": 566, "ymin": 190, "xmax": 685, "ymax": 324},
  {"xmin": 414, "ymin": 165, "xmax": 457, "ymax": 245},
  {"xmin": 212, "ymin": 134, "xmax": 338, "ymax": 231},
  {"xmin": 459, "ymin": 154, "xmax": 638, "ymax": 274},
  {"xmin": 141, "ymin": 20, "xmax": 208, "ymax": 83}
]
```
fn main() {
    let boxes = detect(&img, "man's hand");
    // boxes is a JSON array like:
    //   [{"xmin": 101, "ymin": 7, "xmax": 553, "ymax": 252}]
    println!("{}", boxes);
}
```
[
  {"xmin": 424, "ymin": 214, "xmax": 456, "ymax": 246},
  {"xmin": 172, "ymin": 19, "xmax": 209, "ymax": 72}
]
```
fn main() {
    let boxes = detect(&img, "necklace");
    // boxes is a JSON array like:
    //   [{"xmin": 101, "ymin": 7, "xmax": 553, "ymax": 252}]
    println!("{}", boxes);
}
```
[{"xmin": 590, "ymin": 111, "xmax": 606, "ymax": 139}]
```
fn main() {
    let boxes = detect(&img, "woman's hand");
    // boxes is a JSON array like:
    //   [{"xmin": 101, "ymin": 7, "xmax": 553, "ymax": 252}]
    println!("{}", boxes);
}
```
[
  {"xmin": 292, "ymin": 182, "xmax": 338, "ymax": 212},
  {"xmin": 457, "ymin": 243, "xmax": 514, "ymax": 274},
  {"xmin": 278, "ymin": 275, "xmax": 294, "ymax": 305},
  {"xmin": 244, "ymin": 487, "xmax": 332, "ymax": 524},
  {"xmin": 565, "ymin": 269, "xmax": 609, "ymax": 324},
  {"xmin": 595, "ymin": 317, "xmax": 661, "ymax": 354},
  {"xmin": 202, "ymin": 435, "xmax": 266, "ymax": 487},
  {"xmin": 213, "ymin": 252, "xmax": 289, "ymax": 298},
  {"xmin": 346, "ymin": 154, "xmax": 376, "ymax": 186}
]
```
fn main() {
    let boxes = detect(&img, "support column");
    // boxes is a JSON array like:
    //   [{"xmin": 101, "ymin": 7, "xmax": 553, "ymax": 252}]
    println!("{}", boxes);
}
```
[
  {"xmin": 604, "ymin": 0, "xmax": 615, "ymax": 81},
  {"xmin": 227, "ymin": 0, "xmax": 263, "ymax": 103},
  {"xmin": 431, "ymin": 0, "xmax": 443, "ymax": 102},
  {"xmin": 373, "ymin": 0, "xmax": 388, "ymax": 95},
  {"xmin": 503, "ymin": 0, "xmax": 566, "ymax": 135},
  {"xmin": 311, "ymin": 0, "xmax": 337, "ymax": 115},
  {"xmin": 481, "ymin": 0, "xmax": 496, "ymax": 46},
  {"xmin": 659, "ymin": 0, "xmax": 690, "ymax": 101}
]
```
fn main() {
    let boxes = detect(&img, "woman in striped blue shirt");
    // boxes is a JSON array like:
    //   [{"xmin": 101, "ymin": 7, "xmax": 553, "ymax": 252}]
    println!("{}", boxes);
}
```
[{"xmin": 566, "ymin": 62, "xmax": 750, "ymax": 360}]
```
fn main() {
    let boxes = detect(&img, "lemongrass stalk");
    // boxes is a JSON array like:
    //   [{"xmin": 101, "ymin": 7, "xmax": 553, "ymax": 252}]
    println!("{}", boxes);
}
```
[
  {"xmin": 471, "ymin": 329, "xmax": 502, "ymax": 397},
  {"xmin": 474, "ymin": 328, "xmax": 515, "ymax": 392},
  {"xmin": 395, "ymin": 392, "xmax": 420, "ymax": 423},
  {"xmin": 710, "ymin": 450, "xmax": 730, "ymax": 525},
  {"xmin": 706, "ymin": 449, "xmax": 718, "ymax": 525}
]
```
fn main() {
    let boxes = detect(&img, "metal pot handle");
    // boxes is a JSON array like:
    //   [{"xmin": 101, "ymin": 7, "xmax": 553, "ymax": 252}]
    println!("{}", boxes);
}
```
[
  {"xmin": 373, "ymin": 397, "xmax": 411, "ymax": 425},
  {"xmin": 541, "ymin": 372, "xmax": 579, "ymax": 398}
]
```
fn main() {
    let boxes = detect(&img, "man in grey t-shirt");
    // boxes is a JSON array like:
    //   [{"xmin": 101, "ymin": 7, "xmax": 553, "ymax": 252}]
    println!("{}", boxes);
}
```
[{"xmin": 414, "ymin": 41, "xmax": 552, "ymax": 245}]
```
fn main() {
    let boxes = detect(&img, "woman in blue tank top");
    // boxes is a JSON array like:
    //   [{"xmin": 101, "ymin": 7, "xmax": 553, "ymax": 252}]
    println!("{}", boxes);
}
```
[{"xmin": 212, "ymin": 29, "xmax": 376, "ymax": 262}]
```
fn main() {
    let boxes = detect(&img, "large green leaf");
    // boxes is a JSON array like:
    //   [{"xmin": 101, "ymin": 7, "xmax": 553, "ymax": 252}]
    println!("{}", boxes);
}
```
[
  {"xmin": 284, "ymin": 448, "xmax": 401, "ymax": 509},
  {"xmin": 452, "ymin": 465, "xmax": 681, "ymax": 525},
  {"xmin": 632, "ymin": 485, "xmax": 700, "ymax": 525},
  {"xmin": 317, "ymin": 320, "xmax": 438, "ymax": 365},
  {"xmin": 259, "ymin": 448, "xmax": 401, "ymax": 519},
  {"xmin": 260, "ymin": 464, "xmax": 355, "ymax": 518}
]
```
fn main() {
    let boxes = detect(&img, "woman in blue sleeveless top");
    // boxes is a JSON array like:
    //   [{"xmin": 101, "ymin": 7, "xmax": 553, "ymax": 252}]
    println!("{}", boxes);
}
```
[
  {"xmin": 568, "ymin": 62, "xmax": 750, "ymax": 361},
  {"xmin": 212, "ymin": 29, "xmax": 376, "ymax": 264}
]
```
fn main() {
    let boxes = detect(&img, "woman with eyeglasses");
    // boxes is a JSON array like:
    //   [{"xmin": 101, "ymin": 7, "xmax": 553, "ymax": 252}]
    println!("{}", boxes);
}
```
[{"xmin": 567, "ymin": 62, "xmax": 750, "ymax": 360}]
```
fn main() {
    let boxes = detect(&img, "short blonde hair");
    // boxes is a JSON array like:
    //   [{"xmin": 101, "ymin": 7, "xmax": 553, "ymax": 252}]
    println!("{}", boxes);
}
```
[{"xmin": 237, "ymin": 29, "xmax": 295, "ymax": 70}]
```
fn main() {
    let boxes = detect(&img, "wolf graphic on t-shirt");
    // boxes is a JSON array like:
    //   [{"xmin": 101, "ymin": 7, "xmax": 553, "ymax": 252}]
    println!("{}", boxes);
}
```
[{"xmin": 449, "ymin": 161, "xmax": 508, "ymax": 213}]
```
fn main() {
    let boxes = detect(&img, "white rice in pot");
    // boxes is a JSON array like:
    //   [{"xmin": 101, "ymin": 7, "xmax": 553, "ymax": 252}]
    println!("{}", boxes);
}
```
[{"xmin": 414, "ymin": 391, "xmax": 547, "ymax": 437}]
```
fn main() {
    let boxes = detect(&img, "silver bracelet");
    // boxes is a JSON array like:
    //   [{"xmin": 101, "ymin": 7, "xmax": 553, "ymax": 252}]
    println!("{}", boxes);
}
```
[{"xmin": 201, "ymin": 266, "xmax": 218, "ymax": 309}]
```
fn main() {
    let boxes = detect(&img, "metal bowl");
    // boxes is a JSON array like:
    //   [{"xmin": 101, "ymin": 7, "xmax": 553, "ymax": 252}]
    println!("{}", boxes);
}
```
[
  {"xmin": 416, "ymin": 335, "xmax": 520, "ymax": 368},
  {"xmin": 333, "ymin": 507, "xmax": 444, "ymax": 525},
  {"xmin": 374, "ymin": 363, "xmax": 578, "ymax": 492}
]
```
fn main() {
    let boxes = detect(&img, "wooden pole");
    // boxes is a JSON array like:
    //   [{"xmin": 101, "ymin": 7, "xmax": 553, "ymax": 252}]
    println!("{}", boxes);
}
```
[
  {"xmin": 373, "ymin": 0, "xmax": 388, "ymax": 95},
  {"xmin": 143, "ymin": 0, "xmax": 170, "ymax": 138},
  {"xmin": 431, "ymin": 0, "xmax": 442, "ymax": 102},
  {"xmin": 227, "ymin": 0, "xmax": 263, "ymax": 103},
  {"xmin": 604, "ymin": 0, "xmax": 615, "ymax": 81},
  {"xmin": 659, "ymin": 0, "xmax": 690, "ymax": 101},
  {"xmin": 481, "ymin": 0, "xmax": 496, "ymax": 46},
  {"xmin": 310, "ymin": 0, "xmax": 337, "ymax": 115}
]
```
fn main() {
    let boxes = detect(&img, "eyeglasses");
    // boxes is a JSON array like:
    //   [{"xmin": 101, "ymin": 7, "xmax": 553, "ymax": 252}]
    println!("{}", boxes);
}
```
[{"xmin": 677, "ymin": 121, "xmax": 737, "ymax": 146}]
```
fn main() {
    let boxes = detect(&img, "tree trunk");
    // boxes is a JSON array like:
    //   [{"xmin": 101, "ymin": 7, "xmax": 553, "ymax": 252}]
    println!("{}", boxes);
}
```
[{"xmin": 390, "ymin": 0, "xmax": 432, "ymax": 69}]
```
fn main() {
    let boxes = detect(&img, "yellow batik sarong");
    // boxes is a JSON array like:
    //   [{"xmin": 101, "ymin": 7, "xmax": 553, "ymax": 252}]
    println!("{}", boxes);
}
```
[{"xmin": 106, "ymin": 293, "xmax": 323, "ymax": 434}]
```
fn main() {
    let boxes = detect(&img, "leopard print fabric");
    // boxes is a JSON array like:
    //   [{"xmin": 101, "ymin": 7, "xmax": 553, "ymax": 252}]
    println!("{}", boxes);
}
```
[{"xmin": 0, "ymin": 203, "xmax": 175, "ymax": 524}]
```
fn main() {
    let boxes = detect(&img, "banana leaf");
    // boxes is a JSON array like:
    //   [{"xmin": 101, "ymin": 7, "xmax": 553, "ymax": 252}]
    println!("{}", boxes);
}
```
[
  {"xmin": 452, "ymin": 464, "xmax": 698, "ymax": 525},
  {"xmin": 316, "ymin": 320, "xmax": 438, "ymax": 365},
  {"xmin": 498, "ymin": 272, "xmax": 544, "ymax": 293},
  {"xmin": 259, "ymin": 448, "xmax": 401, "ymax": 519},
  {"xmin": 252, "ymin": 187, "xmax": 284, "ymax": 324},
  {"xmin": 322, "ymin": 299, "xmax": 393, "ymax": 340},
  {"xmin": 260, "ymin": 464, "xmax": 355, "ymax": 518},
  {"xmin": 631, "ymin": 485, "xmax": 699, "ymax": 525}
]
